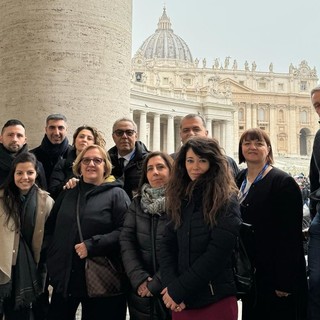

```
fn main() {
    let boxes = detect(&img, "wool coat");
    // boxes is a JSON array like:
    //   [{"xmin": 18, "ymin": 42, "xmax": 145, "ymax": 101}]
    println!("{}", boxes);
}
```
[{"xmin": 236, "ymin": 167, "xmax": 308, "ymax": 319}]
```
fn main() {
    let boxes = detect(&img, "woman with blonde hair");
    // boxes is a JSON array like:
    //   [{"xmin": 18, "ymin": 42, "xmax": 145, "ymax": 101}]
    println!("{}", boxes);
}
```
[{"xmin": 46, "ymin": 145, "xmax": 130, "ymax": 320}]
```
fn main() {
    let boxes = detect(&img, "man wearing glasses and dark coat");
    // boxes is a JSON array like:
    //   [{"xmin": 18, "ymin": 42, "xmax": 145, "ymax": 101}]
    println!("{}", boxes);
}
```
[{"xmin": 108, "ymin": 118, "xmax": 149, "ymax": 199}]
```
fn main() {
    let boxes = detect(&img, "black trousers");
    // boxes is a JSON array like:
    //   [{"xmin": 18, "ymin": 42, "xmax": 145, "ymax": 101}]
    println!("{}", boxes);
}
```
[{"xmin": 47, "ymin": 291, "xmax": 127, "ymax": 320}]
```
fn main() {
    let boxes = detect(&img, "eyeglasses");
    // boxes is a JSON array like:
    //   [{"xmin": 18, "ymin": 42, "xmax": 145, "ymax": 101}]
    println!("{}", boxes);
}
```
[
  {"xmin": 112, "ymin": 129, "xmax": 136, "ymax": 137},
  {"xmin": 81, "ymin": 157, "xmax": 104, "ymax": 165}
]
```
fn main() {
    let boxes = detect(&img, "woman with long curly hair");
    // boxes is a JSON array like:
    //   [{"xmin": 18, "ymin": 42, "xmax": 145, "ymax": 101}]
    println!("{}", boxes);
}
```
[{"xmin": 160, "ymin": 136, "xmax": 241, "ymax": 320}]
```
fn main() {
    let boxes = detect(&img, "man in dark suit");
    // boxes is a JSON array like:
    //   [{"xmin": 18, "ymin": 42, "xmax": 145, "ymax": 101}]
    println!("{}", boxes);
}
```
[{"xmin": 108, "ymin": 117, "xmax": 149, "ymax": 199}]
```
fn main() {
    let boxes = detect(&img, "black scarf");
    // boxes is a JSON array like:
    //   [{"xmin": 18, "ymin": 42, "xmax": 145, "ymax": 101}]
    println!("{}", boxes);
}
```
[
  {"xmin": 0, "ymin": 144, "xmax": 28, "ymax": 171},
  {"xmin": 13, "ymin": 186, "xmax": 42, "ymax": 310},
  {"xmin": 40, "ymin": 135, "xmax": 69, "ymax": 159}
]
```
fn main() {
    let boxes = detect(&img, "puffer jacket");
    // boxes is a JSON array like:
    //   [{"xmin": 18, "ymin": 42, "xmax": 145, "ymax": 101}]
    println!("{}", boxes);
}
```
[
  {"xmin": 160, "ymin": 192, "xmax": 241, "ymax": 309},
  {"xmin": 120, "ymin": 196, "xmax": 170, "ymax": 320},
  {"xmin": 46, "ymin": 178, "xmax": 130, "ymax": 297}
]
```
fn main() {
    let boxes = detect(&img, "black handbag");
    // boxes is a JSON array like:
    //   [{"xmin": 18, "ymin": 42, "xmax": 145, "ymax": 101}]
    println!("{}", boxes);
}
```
[
  {"xmin": 233, "ymin": 223, "xmax": 255, "ymax": 296},
  {"xmin": 76, "ymin": 194, "xmax": 127, "ymax": 297}
]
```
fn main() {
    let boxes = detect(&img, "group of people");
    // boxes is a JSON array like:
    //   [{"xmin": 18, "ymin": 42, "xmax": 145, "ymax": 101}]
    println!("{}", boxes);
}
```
[{"xmin": 0, "ymin": 96, "xmax": 318, "ymax": 320}]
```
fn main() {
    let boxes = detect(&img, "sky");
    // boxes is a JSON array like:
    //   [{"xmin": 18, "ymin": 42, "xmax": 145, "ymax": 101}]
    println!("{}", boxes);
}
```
[{"xmin": 132, "ymin": 0, "xmax": 319, "ymax": 77}]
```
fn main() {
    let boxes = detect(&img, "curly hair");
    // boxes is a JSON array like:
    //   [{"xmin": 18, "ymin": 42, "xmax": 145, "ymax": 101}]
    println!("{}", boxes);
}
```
[
  {"xmin": 166, "ymin": 136, "xmax": 238, "ymax": 228},
  {"xmin": 72, "ymin": 125, "xmax": 106, "ymax": 149}
]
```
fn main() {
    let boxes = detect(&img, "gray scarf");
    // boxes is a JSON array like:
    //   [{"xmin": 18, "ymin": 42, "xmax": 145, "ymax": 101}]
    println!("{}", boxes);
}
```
[{"xmin": 140, "ymin": 183, "xmax": 165, "ymax": 216}]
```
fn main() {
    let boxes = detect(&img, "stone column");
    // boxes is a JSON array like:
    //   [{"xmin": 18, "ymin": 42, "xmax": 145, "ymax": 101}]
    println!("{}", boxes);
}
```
[
  {"xmin": 251, "ymin": 104, "xmax": 257, "ymax": 128},
  {"xmin": 224, "ymin": 120, "xmax": 233, "ymax": 156},
  {"xmin": 213, "ymin": 121, "xmax": 221, "ymax": 142},
  {"xmin": 219, "ymin": 121, "xmax": 227, "ymax": 150},
  {"xmin": 244, "ymin": 103, "xmax": 250, "ymax": 129},
  {"xmin": 139, "ymin": 111, "xmax": 147, "ymax": 145},
  {"xmin": 166, "ymin": 115, "xmax": 175, "ymax": 154},
  {"xmin": 0, "ymin": 0, "xmax": 132, "ymax": 147},
  {"xmin": 288, "ymin": 105, "xmax": 298, "ymax": 156},
  {"xmin": 153, "ymin": 113, "xmax": 160, "ymax": 151},
  {"xmin": 206, "ymin": 118, "xmax": 212, "ymax": 138},
  {"xmin": 269, "ymin": 104, "xmax": 277, "ymax": 150}
]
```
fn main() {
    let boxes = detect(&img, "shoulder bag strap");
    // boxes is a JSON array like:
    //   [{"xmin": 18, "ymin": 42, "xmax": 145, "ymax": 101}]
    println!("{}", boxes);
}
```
[{"xmin": 75, "ymin": 193, "xmax": 84, "ymax": 243}]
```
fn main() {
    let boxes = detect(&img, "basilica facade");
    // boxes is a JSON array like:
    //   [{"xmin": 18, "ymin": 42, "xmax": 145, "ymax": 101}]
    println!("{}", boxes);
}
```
[{"xmin": 130, "ymin": 8, "xmax": 319, "ymax": 164}]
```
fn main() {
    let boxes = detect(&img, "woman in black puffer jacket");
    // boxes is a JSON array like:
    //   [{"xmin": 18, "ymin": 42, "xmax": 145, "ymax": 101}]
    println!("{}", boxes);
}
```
[
  {"xmin": 160, "ymin": 137, "xmax": 241, "ymax": 320},
  {"xmin": 120, "ymin": 151, "xmax": 173, "ymax": 320}
]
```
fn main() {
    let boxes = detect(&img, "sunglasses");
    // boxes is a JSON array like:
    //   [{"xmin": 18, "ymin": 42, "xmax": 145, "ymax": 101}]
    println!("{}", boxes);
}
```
[
  {"xmin": 81, "ymin": 157, "xmax": 104, "ymax": 165},
  {"xmin": 112, "ymin": 129, "xmax": 136, "ymax": 137}
]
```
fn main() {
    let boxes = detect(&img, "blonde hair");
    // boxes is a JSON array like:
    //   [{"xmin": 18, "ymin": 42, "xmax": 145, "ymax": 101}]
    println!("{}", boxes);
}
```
[{"xmin": 73, "ymin": 145, "xmax": 112, "ymax": 179}]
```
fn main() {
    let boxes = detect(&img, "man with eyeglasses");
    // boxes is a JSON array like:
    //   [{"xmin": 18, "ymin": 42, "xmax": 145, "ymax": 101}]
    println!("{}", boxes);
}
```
[
  {"xmin": 31, "ymin": 113, "xmax": 73, "ymax": 183},
  {"xmin": 108, "ymin": 117, "xmax": 149, "ymax": 199}
]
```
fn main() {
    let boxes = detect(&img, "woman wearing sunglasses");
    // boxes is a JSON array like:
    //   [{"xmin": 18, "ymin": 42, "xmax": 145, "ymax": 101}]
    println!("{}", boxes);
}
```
[{"xmin": 46, "ymin": 145, "xmax": 130, "ymax": 320}]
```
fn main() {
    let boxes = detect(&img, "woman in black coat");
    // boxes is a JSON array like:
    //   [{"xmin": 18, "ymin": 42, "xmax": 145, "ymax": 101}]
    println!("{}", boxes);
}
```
[
  {"xmin": 236, "ymin": 128, "xmax": 307, "ymax": 320},
  {"xmin": 120, "ymin": 151, "xmax": 173, "ymax": 320},
  {"xmin": 46, "ymin": 145, "xmax": 130, "ymax": 320},
  {"xmin": 160, "ymin": 137, "xmax": 241, "ymax": 320}
]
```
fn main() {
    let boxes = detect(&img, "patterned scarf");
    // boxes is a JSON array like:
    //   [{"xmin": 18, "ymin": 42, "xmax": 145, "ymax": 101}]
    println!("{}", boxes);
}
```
[{"xmin": 140, "ymin": 183, "xmax": 165, "ymax": 216}]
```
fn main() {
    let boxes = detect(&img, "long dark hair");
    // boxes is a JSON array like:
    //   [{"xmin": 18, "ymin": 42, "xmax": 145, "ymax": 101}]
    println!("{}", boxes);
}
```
[
  {"xmin": 137, "ymin": 151, "xmax": 173, "ymax": 194},
  {"xmin": 166, "ymin": 137, "xmax": 238, "ymax": 228},
  {"xmin": 2, "ymin": 152, "xmax": 38, "ymax": 229}
]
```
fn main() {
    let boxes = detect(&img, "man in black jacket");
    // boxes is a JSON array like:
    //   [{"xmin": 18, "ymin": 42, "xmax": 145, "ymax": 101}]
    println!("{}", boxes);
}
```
[
  {"xmin": 31, "ymin": 113, "xmax": 73, "ymax": 183},
  {"xmin": 0, "ymin": 119, "xmax": 47, "ymax": 188},
  {"xmin": 308, "ymin": 85, "xmax": 320, "ymax": 320},
  {"xmin": 108, "ymin": 117, "xmax": 149, "ymax": 199},
  {"xmin": 171, "ymin": 114, "xmax": 239, "ymax": 178}
]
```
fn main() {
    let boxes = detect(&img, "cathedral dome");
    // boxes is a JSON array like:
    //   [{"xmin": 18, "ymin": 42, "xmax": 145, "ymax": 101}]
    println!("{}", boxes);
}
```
[{"xmin": 136, "ymin": 8, "xmax": 193, "ymax": 63}]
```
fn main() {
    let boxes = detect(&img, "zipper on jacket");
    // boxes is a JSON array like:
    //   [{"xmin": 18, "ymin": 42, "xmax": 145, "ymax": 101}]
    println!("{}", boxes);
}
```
[{"xmin": 208, "ymin": 281, "xmax": 214, "ymax": 295}]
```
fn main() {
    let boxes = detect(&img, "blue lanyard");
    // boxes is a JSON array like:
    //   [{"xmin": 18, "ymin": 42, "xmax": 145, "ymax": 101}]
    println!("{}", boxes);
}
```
[{"xmin": 239, "ymin": 163, "xmax": 269, "ymax": 203}]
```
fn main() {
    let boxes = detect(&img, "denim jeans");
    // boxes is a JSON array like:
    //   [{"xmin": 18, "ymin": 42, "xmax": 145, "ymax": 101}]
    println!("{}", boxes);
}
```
[{"xmin": 308, "ymin": 211, "xmax": 320, "ymax": 320}]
